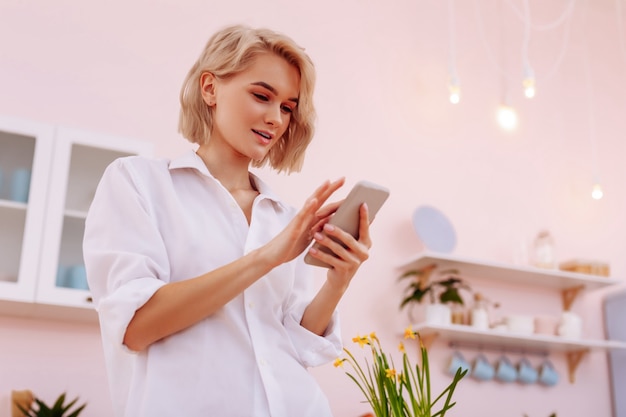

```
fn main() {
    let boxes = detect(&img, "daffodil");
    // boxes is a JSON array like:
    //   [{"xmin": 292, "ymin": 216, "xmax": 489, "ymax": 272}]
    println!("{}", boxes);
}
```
[
  {"xmin": 404, "ymin": 326, "xmax": 416, "ymax": 340},
  {"xmin": 337, "ymin": 330, "xmax": 466, "ymax": 417},
  {"xmin": 352, "ymin": 334, "xmax": 370, "ymax": 348}
]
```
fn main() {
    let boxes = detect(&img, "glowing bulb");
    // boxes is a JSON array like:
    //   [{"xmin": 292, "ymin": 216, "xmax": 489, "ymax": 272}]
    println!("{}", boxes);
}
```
[
  {"xmin": 523, "ymin": 66, "xmax": 535, "ymax": 99},
  {"xmin": 523, "ymin": 77, "xmax": 535, "ymax": 98},
  {"xmin": 448, "ymin": 77, "xmax": 461, "ymax": 104},
  {"xmin": 591, "ymin": 183, "xmax": 603, "ymax": 200},
  {"xmin": 497, "ymin": 105, "xmax": 518, "ymax": 130}
]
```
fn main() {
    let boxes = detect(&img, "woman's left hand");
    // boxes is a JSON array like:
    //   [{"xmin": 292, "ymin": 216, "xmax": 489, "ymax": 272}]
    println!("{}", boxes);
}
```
[{"xmin": 308, "ymin": 202, "xmax": 372, "ymax": 289}]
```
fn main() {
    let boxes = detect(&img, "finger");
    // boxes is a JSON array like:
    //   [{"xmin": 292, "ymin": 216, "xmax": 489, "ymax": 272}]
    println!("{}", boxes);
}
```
[
  {"xmin": 314, "ymin": 178, "xmax": 345, "ymax": 206},
  {"xmin": 357, "ymin": 203, "xmax": 372, "ymax": 248},
  {"xmin": 315, "ymin": 199, "xmax": 343, "ymax": 219}
]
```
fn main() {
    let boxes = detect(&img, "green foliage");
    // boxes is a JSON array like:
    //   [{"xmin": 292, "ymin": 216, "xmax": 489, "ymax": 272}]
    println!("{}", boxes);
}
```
[
  {"xmin": 15, "ymin": 393, "xmax": 86, "ymax": 417},
  {"xmin": 336, "ymin": 330, "xmax": 467, "ymax": 417},
  {"xmin": 399, "ymin": 268, "xmax": 471, "ymax": 309}
]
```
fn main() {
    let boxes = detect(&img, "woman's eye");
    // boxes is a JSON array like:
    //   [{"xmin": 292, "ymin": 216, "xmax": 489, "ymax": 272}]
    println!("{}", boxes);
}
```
[
  {"xmin": 253, "ymin": 93, "xmax": 269, "ymax": 101},
  {"xmin": 281, "ymin": 105, "xmax": 294, "ymax": 114}
]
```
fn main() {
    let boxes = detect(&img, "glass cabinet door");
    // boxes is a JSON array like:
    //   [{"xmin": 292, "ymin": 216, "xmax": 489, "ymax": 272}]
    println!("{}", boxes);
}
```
[
  {"xmin": 36, "ymin": 127, "xmax": 152, "ymax": 310},
  {"xmin": 0, "ymin": 116, "xmax": 54, "ymax": 303}
]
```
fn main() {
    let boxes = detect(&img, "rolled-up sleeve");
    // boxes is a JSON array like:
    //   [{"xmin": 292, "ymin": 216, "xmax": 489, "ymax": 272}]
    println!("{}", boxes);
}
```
[
  {"xmin": 282, "ymin": 257, "xmax": 343, "ymax": 367},
  {"xmin": 83, "ymin": 158, "xmax": 169, "ymax": 350}
]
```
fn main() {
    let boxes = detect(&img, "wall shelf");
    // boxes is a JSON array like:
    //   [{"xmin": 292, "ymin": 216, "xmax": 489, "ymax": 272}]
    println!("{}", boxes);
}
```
[
  {"xmin": 398, "ymin": 251, "xmax": 625, "ymax": 383},
  {"xmin": 412, "ymin": 323, "xmax": 626, "ymax": 383},
  {"xmin": 398, "ymin": 251, "xmax": 621, "ymax": 310}
]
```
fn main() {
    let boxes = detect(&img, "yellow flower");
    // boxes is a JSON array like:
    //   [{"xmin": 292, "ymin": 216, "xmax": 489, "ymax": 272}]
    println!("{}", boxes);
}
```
[
  {"xmin": 352, "ymin": 334, "xmax": 370, "ymax": 348},
  {"xmin": 333, "ymin": 358, "xmax": 345, "ymax": 368},
  {"xmin": 385, "ymin": 368, "xmax": 397, "ymax": 379},
  {"xmin": 404, "ymin": 326, "xmax": 416, "ymax": 340},
  {"xmin": 370, "ymin": 332, "xmax": 378, "ymax": 342},
  {"xmin": 398, "ymin": 342, "xmax": 405, "ymax": 353}
]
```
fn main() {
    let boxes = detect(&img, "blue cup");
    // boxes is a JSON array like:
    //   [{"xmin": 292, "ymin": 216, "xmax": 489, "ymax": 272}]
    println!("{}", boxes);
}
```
[
  {"xmin": 517, "ymin": 358, "xmax": 539, "ymax": 384},
  {"xmin": 56, "ymin": 265, "xmax": 69, "ymax": 288},
  {"xmin": 447, "ymin": 351, "xmax": 471, "ymax": 376},
  {"xmin": 67, "ymin": 264, "xmax": 89, "ymax": 290},
  {"xmin": 472, "ymin": 354, "xmax": 495, "ymax": 381},
  {"xmin": 10, "ymin": 168, "xmax": 32, "ymax": 203},
  {"xmin": 495, "ymin": 355, "xmax": 518, "ymax": 383},
  {"xmin": 538, "ymin": 360, "xmax": 559, "ymax": 387}
]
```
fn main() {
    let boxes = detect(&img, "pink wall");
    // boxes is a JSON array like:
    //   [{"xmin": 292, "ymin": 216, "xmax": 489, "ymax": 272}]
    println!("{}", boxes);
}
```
[{"xmin": 1, "ymin": 0, "xmax": 625, "ymax": 416}]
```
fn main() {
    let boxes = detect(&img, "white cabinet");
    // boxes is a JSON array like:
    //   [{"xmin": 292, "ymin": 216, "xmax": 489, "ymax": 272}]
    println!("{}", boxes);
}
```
[
  {"xmin": 0, "ymin": 117, "xmax": 55, "ymax": 303},
  {"xmin": 0, "ymin": 115, "xmax": 152, "ymax": 322},
  {"xmin": 398, "ymin": 251, "xmax": 626, "ymax": 382}
]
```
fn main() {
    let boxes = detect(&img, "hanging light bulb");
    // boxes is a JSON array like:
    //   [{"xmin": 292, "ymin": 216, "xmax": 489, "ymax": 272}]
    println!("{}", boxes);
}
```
[
  {"xmin": 497, "ymin": 104, "xmax": 518, "ymax": 130},
  {"xmin": 448, "ymin": 75, "xmax": 461, "ymax": 104},
  {"xmin": 591, "ymin": 183, "xmax": 603, "ymax": 200},
  {"xmin": 523, "ymin": 66, "xmax": 536, "ymax": 98}
]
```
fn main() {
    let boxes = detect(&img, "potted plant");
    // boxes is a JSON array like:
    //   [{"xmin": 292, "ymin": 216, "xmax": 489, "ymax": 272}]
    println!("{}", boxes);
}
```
[
  {"xmin": 399, "ymin": 266, "xmax": 471, "ymax": 325},
  {"xmin": 14, "ymin": 392, "xmax": 86, "ymax": 417},
  {"xmin": 335, "ymin": 327, "xmax": 467, "ymax": 417}
]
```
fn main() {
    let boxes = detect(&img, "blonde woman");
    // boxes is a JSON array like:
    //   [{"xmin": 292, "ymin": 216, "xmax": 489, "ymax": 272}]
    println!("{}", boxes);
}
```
[{"xmin": 84, "ymin": 25, "xmax": 372, "ymax": 417}]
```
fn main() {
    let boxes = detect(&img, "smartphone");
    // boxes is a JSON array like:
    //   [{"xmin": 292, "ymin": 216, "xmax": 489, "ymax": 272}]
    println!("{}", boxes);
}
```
[{"xmin": 304, "ymin": 180, "xmax": 390, "ymax": 268}]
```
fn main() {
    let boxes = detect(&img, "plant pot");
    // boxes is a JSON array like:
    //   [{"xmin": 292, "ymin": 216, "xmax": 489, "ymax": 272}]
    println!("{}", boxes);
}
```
[{"xmin": 425, "ymin": 303, "xmax": 451, "ymax": 326}]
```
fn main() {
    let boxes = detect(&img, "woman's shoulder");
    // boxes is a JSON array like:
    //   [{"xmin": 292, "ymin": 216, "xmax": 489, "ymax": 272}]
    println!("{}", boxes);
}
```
[
  {"xmin": 111, "ymin": 154, "xmax": 171, "ymax": 172},
  {"xmin": 102, "ymin": 155, "xmax": 173, "ymax": 193}
]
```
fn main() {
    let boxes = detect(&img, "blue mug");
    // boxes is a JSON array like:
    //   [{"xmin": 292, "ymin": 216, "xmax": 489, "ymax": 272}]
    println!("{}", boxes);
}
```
[
  {"xmin": 517, "ymin": 358, "xmax": 538, "ymax": 384},
  {"xmin": 472, "ymin": 354, "xmax": 495, "ymax": 381},
  {"xmin": 10, "ymin": 168, "xmax": 32, "ymax": 203},
  {"xmin": 538, "ymin": 359, "xmax": 559, "ymax": 387},
  {"xmin": 495, "ymin": 355, "xmax": 518, "ymax": 383},
  {"xmin": 67, "ymin": 264, "xmax": 89, "ymax": 290},
  {"xmin": 56, "ymin": 265, "xmax": 69, "ymax": 288},
  {"xmin": 447, "ymin": 351, "xmax": 471, "ymax": 376}
]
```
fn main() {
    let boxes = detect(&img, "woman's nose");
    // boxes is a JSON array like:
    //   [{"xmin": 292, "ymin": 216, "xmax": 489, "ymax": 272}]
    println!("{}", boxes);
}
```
[{"xmin": 265, "ymin": 104, "xmax": 283, "ymax": 127}]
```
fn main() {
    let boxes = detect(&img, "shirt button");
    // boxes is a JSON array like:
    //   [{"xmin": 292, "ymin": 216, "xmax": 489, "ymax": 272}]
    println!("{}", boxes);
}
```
[
  {"xmin": 259, "ymin": 358, "xmax": 267, "ymax": 366},
  {"xmin": 248, "ymin": 302, "xmax": 255, "ymax": 309}
]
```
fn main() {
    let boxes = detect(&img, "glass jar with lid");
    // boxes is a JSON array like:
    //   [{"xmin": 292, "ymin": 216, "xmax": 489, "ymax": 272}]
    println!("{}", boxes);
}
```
[{"xmin": 531, "ymin": 230, "xmax": 556, "ymax": 269}]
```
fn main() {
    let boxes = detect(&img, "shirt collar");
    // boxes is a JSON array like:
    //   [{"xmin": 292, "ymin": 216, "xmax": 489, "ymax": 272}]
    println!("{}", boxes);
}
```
[{"xmin": 168, "ymin": 149, "xmax": 288, "ymax": 210}]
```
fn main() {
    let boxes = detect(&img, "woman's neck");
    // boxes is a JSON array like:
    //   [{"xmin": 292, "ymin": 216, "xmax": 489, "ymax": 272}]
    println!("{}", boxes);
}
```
[{"xmin": 196, "ymin": 143, "xmax": 255, "ymax": 192}]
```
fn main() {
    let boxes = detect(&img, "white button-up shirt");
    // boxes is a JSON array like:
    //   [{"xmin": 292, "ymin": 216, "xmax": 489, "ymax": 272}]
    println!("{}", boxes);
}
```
[{"xmin": 83, "ymin": 150, "xmax": 342, "ymax": 417}]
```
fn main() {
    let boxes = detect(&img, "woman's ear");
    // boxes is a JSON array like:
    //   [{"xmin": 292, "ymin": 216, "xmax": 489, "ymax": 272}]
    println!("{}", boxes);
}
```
[{"xmin": 200, "ymin": 72, "xmax": 217, "ymax": 106}]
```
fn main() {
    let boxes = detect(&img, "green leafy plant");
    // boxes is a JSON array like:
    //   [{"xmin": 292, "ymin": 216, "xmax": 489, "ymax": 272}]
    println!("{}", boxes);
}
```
[
  {"xmin": 335, "ymin": 327, "xmax": 466, "ymax": 417},
  {"xmin": 399, "ymin": 266, "xmax": 471, "ymax": 310},
  {"xmin": 15, "ymin": 392, "xmax": 86, "ymax": 417}
]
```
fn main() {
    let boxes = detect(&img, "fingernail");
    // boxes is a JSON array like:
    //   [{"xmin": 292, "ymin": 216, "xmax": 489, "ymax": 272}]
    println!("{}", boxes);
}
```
[
  {"xmin": 314, "ymin": 232, "xmax": 324, "ymax": 240},
  {"xmin": 323, "ymin": 224, "xmax": 334, "ymax": 232}
]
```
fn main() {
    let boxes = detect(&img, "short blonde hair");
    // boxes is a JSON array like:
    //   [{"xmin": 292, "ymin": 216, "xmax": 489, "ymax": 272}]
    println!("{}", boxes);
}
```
[{"xmin": 179, "ymin": 25, "xmax": 316, "ymax": 173}]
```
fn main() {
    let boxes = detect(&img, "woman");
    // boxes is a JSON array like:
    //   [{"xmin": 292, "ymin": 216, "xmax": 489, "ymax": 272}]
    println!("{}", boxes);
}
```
[{"xmin": 84, "ymin": 25, "xmax": 372, "ymax": 416}]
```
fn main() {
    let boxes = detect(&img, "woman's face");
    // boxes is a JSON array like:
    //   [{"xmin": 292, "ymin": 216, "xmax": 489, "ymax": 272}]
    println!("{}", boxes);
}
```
[{"xmin": 202, "ymin": 53, "xmax": 300, "ymax": 162}]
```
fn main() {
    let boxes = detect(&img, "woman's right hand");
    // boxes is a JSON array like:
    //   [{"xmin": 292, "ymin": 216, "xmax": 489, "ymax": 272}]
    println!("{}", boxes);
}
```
[{"xmin": 267, "ymin": 178, "xmax": 345, "ymax": 265}]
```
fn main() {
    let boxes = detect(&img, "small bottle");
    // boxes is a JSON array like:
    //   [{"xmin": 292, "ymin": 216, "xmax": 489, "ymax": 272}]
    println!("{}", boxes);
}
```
[
  {"xmin": 470, "ymin": 293, "xmax": 490, "ymax": 330},
  {"xmin": 532, "ymin": 230, "xmax": 556, "ymax": 269}
]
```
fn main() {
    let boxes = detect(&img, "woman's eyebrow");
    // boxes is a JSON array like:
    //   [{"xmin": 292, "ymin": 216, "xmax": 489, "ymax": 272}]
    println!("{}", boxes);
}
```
[{"xmin": 251, "ymin": 81, "xmax": 299, "ymax": 104}]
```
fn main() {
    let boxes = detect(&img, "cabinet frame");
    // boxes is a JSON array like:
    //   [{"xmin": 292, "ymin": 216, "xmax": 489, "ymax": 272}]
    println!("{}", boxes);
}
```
[
  {"xmin": 0, "ymin": 116, "xmax": 55, "ymax": 302},
  {"xmin": 0, "ymin": 116, "xmax": 152, "ymax": 322}
]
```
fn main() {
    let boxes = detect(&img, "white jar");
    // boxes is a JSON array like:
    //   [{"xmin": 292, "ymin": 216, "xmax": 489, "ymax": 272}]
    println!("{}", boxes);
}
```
[
  {"xmin": 470, "ymin": 293, "xmax": 490, "ymax": 330},
  {"xmin": 532, "ymin": 230, "xmax": 556, "ymax": 269}
]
